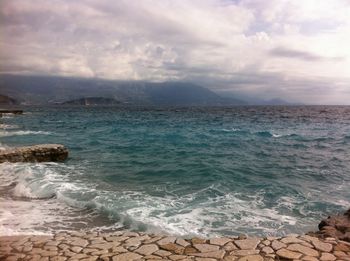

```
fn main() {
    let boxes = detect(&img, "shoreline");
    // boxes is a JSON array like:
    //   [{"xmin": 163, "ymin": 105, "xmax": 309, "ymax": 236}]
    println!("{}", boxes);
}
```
[{"xmin": 1, "ymin": 230, "xmax": 350, "ymax": 261}]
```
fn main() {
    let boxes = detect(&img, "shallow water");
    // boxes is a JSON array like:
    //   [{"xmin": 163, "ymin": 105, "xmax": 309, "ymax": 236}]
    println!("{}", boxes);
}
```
[{"xmin": 0, "ymin": 106, "xmax": 349, "ymax": 237}]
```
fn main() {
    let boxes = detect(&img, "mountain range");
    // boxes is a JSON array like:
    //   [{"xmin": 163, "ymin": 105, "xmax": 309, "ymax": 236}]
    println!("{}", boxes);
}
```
[{"xmin": 0, "ymin": 74, "xmax": 293, "ymax": 106}]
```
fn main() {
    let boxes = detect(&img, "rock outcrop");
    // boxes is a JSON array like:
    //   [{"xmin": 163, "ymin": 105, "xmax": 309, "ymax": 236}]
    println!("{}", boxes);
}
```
[
  {"xmin": 318, "ymin": 208, "xmax": 350, "ymax": 242},
  {"xmin": 0, "ymin": 109, "xmax": 23, "ymax": 115},
  {"xmin": 0, "ymin": 144, "xmax": 68, "ymax": 163},
  {"xmin": 0, "ymin": 94, "xmax": 18, "ymax": 105}
]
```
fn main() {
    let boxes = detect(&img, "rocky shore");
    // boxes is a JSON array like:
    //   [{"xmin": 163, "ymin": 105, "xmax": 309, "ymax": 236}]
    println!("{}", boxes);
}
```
[
  {"xmin": 1, "ymin": 231, "xmax": 350, "ymax": 261},
  {"xmin": 317, "ymin": 209, "xmax": 350, "ymax": 242},
  {"xmin": 0, "ymin": 144, "xmax": 68, "ymax": 163}
]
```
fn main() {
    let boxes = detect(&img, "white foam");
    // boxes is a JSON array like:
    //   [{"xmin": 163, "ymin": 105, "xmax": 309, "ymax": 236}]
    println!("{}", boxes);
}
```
[
  {"xmin": 0, "ymin": 162, "xmax": 99, "ymax": 235},
  {"xmin": 0, "ymin": 124, "xmax": 19, "ymax": 129},
  {"xmin": 0, "ymin": 130, "xmax": 52, "ymax": 137},
  {"xmin": 221, "ymin": 128, "xmax": 240, "ymax": 132}
]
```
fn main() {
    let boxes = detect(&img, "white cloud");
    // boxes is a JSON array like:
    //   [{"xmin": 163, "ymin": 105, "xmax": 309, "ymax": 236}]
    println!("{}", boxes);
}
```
[{"xmin": 0, "ymin": 0, "xmax": 350, "ymax": 104}]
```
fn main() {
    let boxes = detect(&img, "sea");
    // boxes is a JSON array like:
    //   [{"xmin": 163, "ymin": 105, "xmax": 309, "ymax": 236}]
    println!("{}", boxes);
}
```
[{"xmin": 0, "ymin": 106, "xmax": 349, "ymax": 237}]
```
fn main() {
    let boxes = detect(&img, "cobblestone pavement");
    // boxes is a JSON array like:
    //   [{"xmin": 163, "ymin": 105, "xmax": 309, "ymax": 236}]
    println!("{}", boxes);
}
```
[{"xmin": 1, "ymin": 231, "xmax": 350, "ymax": 261}]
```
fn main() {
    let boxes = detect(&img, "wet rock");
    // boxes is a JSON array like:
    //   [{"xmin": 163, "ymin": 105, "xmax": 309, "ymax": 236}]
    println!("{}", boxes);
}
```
[
  {"xmin": 0, "ymin": 144, "xmax": 68, "ymax": 163},
  {"xmin": 318, "ymin": 208, "xmax": 350, "ymax": 242}
]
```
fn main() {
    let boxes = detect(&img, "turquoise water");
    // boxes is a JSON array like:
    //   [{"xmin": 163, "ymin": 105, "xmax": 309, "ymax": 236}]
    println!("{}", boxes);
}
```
[{"xmin": 0, "ymin": 106, "xmax": 349, "ymax": 237}]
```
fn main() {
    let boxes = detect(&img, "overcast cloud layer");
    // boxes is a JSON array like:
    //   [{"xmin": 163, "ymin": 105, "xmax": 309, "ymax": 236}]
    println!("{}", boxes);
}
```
[{"xmin": 1, "ymin": 0, "xmax": 350, "ymax": 104}]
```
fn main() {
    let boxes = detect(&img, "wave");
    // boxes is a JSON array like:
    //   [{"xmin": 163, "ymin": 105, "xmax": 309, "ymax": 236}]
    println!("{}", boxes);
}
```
[
  {"xmin": 0, "ymin": 130, "xmax": 52, "ymax": 137},
  {"xmin": 218, "ymin": 128, "xmax": 299, "ymax": 139},
  {"xmin": 0, "ymin": 162, "xmax": 304, "ymax": 237},
  {"xmin": 0, "ymin": 124, "xmax": 19, "ymax": 129}
]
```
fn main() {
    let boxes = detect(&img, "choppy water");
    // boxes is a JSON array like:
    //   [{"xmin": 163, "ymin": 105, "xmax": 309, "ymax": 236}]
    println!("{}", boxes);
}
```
[{"xmin": 0, "ymin": 106, "xmax": 349, "ymax": 237}]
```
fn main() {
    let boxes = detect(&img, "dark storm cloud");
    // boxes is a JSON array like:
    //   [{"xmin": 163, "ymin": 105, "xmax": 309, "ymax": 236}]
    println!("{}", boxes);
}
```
[{"xmin": 0, "ymin": 0, "xmax": 350, "ymax": 104}]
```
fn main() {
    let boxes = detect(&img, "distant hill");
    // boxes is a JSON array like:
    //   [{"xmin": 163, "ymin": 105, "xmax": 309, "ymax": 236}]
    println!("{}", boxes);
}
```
[
  {"xmin": 0, "ymin": 94, "xmax": 18, "ymax": 105},
  {"xmin": 216, "ymin": 91, "xmax": 301, "ymax": 105},
  {"xmin": 61, "ymin": 97, "xmax": 121, "ymax": 106},
  {"xmin": 0, "ymin": 74, "xmax": 246, "ymax": 106}
]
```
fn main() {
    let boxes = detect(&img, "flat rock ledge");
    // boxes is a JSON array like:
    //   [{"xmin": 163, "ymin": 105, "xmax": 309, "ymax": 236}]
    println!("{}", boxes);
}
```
[
  {"xmin": 0, "ymin": 144, "xmax": 68, "ymax": 163},
  {"xmin": 0, "ymin": 109, "xmax": 23, "ymax": 115},
  {"xmin": 1, "ymin": 231, "xmax": 350, "ymax": 261}
]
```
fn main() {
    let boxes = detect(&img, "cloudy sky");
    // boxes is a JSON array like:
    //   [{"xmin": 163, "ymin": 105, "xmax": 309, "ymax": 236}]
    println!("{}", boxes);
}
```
[{"xmin": 1, "ymin": 0, "xmax": 350, "ymax": 104}]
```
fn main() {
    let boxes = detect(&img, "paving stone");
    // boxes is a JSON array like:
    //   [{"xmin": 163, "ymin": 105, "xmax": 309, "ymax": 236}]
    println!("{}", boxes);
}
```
[
  {"xmin": 154, "ymin": 249, "xmax": 172, "ymax": 257},
  {"xmin": 257, "ymin": 243, "xmax": 265, "ymax": 249},
  {"xmin": 224, "ymin": 242, "xmax": 238, "ymax": 251},
  {"xmin": 160, "ymin": 243, "xmax": 185, "ymax": 254},
  {"xmin": 320, "ymin": 252, "xmax": 337, "ymax": 261},
  {"xmin": 89, "ymin": 242, "xmax": 115, "ymax": 250},
  {"xmin": 70, "ymin": 238, "xmax": 89, "ymax": 247},
  {"xmin": 334, "ymin": 250, "xmax": 347, "ymax": 257},
  {"xmin": 334, "ymin": 242, "xmax": 350, "ymax": 252},
  {"xmin": 169, "ymin": 255, "xmax": 191, "ymax": 260},
  {"xmin": 124, "ymin": 237, "xmax": 141, "ymax": 248},
  {"xmin": 223, "ymin": 257, "xmax": 237, "ymax": 261},
  {"xmin": 266, "ymin": 237, "xmax": 278, "ymax": 241},
  {"xmin": 112, "ymin": 246, "xmax": 128, "ymax": 253},
  {"xmin": 237, "ymin": 255, "xmax": 263, "ymax": 261},
  {"xmin": 123, "ymin": 232, "xmax": 139, "ymax": 237},
  {"xmin": 157, "ymin": 237, "xmax": 177, "ymax": 245},
  {"xmin": 230, "ymin": 250, "xmax": 259, "ymax": 256},
  {"xmin": 2, "ymin": 232, "xmax": 350, "ymax": 261},
  {"xmin": 312, "ymin": 240, "xmax": 333, "ymax": 252},
  {"xmin": 193, "ymin": 244, "xmax": 220, "ymax": 253},
  {"xmin": 192, "ymin": 250, "xmax": 225, "ymax": 259},
  {"xmin": 271, "ymin": 240, "xmax": 286, "ymax": 250},
  {"xmin": 176, "ymin": 238, "xmax": 190, "ymax": 247},
  {"xmin": 184, "ymin": 246, "xmax": 198, "ymax": 254},
  {"xmin": 40, "ymin": 250, "xmax": 59, "ymax": 257},
  {"xmin": 135, "ymin": 244, "xmax": 159, "ymax": 255},
  {"xmin": 280, "ymin": 236, "xmax": 305, "ymax": 244},
  {"xmin": 261, "ymin": 246, "xmax": 274, "ymax": 254},
  {"xmin": 51, "ymin": 257, "xmax": 67, "ymax": 261},
  {"xmin": 90, "ymin": 249, "xmax": 109, "ymax": 256},
  {"xmin": 287, "ymin": 243, "xmax": 319, "ymax": 257},
  {"xmin": 276, "ymin": 248, "xmax": 302, "ymax": 259},
  {"xmin": 112, "ymin": 252, "xmax": 143, "ymax": 261},
  {"xmin": 108, "ymin": 236, "xmax": 130, "ymax": 242},
  {"xmin": 209, "ymin": 237, "xmax": 231, "ymax": 246},
  {"xmin": 262, "ymin": 240, "xmax": 270, "ymax": 246},
  {"xmin": 191, "ymin": 238, "xmax": 207, "ymax": 244},
  {"xmin": 70, "ymin": 246, "xmax": 82, "ymax": 253},
  {"xmin": 80, "ymin": 257, "xmax": 98, "ymax": 261},
  {"xmin": 302, "ymin": 256, "xmax": 320, "ymax": 261},
  {"xmin": 143, "ymin": 254, "xmax": 162, "ymax": 259},
  {"xmin": 300, "ymin": 235, "xmax": 318, "ymax": 243},
  {"xmin": 22, "ymin": 245, "xmax": 33, "ymax": 252},
  {"xmin": 234, "ymin": 239, "xmax": 260, "ymax": 250},
  {"xmin": 144, "ymin": 236, "xmax": 163, "ymax": 244}
]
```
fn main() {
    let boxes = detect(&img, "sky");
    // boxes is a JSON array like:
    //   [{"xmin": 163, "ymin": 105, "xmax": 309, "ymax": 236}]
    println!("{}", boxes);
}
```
[{"xmin": 1, "ymin": 0, "xmax": 350, "ymax": 104}]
